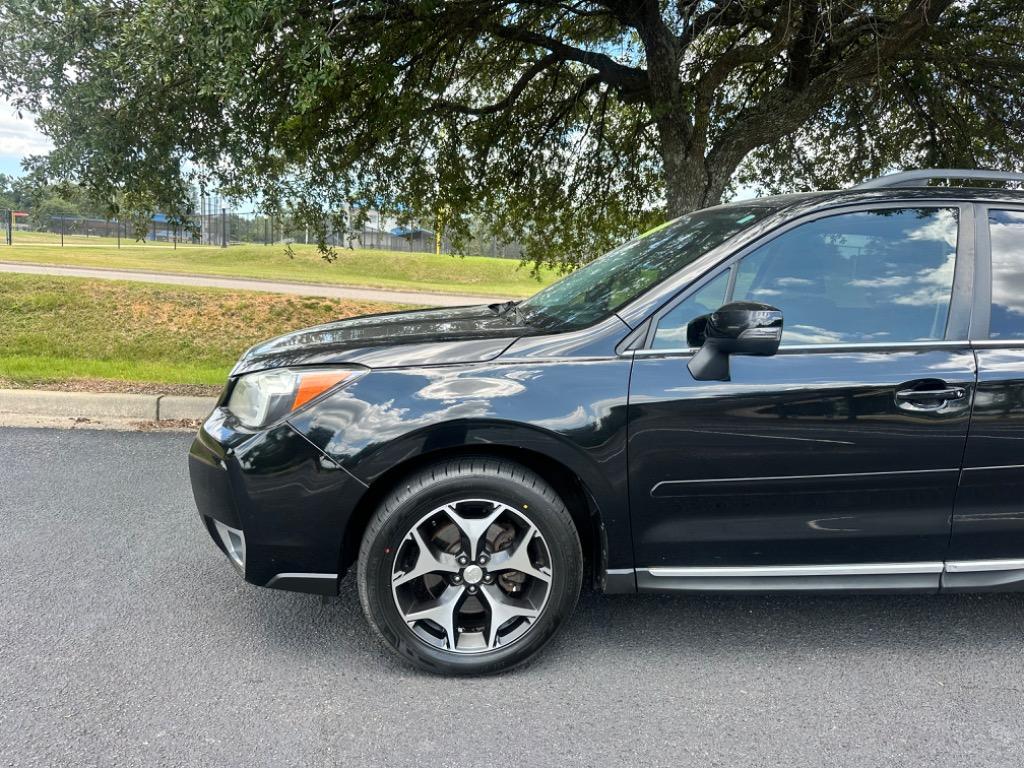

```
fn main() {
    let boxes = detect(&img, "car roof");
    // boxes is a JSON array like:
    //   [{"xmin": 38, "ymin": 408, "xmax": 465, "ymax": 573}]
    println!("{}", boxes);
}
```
[{"xmin": 731, "ymin": 186, "xmax": 1024, "ymax": 215}]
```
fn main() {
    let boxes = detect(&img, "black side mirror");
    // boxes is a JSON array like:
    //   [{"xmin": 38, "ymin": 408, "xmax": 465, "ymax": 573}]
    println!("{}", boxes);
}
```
[{"xmin": 687, "ymin": 301, "xmax": 783, "ymax": 381}]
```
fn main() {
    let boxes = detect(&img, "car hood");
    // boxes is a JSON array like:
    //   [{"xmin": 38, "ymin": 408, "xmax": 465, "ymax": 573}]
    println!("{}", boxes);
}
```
[{"xmin": 232, "ymin": 304, "xmax": 539, "ymax": 375}]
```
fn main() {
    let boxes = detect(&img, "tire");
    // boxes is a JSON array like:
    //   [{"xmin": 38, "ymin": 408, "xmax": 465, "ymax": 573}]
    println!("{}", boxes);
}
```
[{"xmin": 357, "ymin": 458, "xmax": 582, "ymax": 675}]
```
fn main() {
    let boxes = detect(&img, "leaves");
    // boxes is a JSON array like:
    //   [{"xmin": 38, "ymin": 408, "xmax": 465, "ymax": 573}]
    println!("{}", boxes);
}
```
[{"xmin": 1, "ymin": 1, "xmax": 1022, "ymax": 269}]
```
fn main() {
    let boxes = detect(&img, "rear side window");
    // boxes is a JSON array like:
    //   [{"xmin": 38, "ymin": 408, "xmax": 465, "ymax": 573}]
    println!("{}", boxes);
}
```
[{"xmin": 989, "ymin": 210, "xmax": 1024, "ymax": 340}]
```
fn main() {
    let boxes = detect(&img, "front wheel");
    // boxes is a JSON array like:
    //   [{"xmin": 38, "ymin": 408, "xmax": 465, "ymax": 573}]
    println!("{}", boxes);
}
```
[{"xmin": 357, "ymin": 458, "xmax": 582, "ymax": 675}]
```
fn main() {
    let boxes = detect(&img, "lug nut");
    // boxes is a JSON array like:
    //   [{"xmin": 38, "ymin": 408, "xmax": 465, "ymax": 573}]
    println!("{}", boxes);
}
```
[
  {"xmin": 452, "ymin": 574, "xmax": 462, "ymax": 583},
  {"xmin": 457, "ymin": 555, "xmax": 468, "ymax": 566},
  {"xmin": 467, "ymin": 585, "xmax": 477, "ymax": 594},
  {"xmin": 477, "ymin": 553, "xmax": 489, "ymax": 565}
]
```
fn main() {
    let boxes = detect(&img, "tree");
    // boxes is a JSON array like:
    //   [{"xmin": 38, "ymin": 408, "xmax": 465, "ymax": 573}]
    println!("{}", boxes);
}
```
[{"xmin": 2, "ymin": 1, "xmax": 1022, "ymax": 267}]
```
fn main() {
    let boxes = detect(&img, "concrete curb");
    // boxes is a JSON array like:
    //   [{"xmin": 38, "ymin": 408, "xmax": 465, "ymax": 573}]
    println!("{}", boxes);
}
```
[{"xmin": 0, "ymin": 389, "xmax": 217, "ymax": 423}]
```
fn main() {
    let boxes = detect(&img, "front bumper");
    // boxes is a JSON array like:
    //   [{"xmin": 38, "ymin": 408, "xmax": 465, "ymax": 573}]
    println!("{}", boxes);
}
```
[{"xmin": 188, "ymin": 407, "xmax": 367, "ymax": 595}]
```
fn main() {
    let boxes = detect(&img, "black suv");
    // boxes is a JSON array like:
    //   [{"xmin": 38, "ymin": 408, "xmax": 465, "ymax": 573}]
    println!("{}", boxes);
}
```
[{"xmin": 190, "ymin": 169, "xmax": 1024, "ymax": 674}]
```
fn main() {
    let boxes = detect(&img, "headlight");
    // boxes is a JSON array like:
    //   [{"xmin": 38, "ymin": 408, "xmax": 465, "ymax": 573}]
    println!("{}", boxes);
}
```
[{"xmin": 226, "ymin": 366, "xmax": 366, "ymax": 429}]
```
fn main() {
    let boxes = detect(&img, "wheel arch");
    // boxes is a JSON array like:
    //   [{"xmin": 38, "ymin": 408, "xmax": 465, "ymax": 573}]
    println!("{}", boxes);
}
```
[{"xmin": 339, "ymin": 444, "xmax": 611, "ymax": 590}]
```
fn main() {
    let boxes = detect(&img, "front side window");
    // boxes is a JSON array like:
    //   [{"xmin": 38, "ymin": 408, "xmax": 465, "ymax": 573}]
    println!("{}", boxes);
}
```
[
  {"xmin": 651, "ymin": 269, "xmax": 729, "ymax": 349},
  {"xmin": 653, "ymin": 207, "xmax": 959, "ymax": 347},
  {"xmin": 989, "ymin": 209, "xmax": 1024, "ymax": 340}
]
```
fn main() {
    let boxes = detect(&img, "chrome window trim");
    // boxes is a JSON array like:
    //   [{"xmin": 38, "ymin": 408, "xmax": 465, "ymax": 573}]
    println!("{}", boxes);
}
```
[{"xmin": 971, "ymin": 339, "xmax": 1024, "ymax": 348}]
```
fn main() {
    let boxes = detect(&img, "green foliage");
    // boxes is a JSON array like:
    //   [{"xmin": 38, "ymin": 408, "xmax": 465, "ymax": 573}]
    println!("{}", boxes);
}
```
[
  {"xmin": 2, "ymin": 1, "xmax": 1022, "ymax": 268},
  {"xmin": 0, "ymin": 173, "xmax": 107, "ymax": 227}
]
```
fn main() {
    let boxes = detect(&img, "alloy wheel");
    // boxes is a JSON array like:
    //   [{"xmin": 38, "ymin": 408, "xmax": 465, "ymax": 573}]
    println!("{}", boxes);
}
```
[{"xmin": 390, "ymin": 498, "xmax": 553, "ymax": 654}]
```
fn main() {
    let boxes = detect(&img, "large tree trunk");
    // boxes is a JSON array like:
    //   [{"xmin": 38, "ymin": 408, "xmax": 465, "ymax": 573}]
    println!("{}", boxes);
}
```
[{"xmin": 657, "ymin": 117, "xmax": 707, "ymax": 216}]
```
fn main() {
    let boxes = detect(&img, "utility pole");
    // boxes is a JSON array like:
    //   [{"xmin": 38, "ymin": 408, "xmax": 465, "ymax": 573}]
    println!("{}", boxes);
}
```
[{"xmin": 221, "ymin": 207, "xmax": 227, "ymax": 247}]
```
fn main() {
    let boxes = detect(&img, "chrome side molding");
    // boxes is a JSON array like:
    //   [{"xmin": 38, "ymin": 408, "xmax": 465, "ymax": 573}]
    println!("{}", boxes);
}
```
[
  {"xmin": 624, "ymin": 559, "xmax": 1024, "ymax": 594},
  {"xmin": 646, "ymin": 562, "xmax": 944, "ymax": 578},
  {"xmin": 944, "ymin": 559, "xmax": 1024, "ymax": 573}
]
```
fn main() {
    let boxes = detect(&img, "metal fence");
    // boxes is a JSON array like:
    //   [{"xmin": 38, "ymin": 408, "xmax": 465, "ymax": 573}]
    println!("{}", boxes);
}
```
[{"xmin": 6, "ymin": 205, "xmax": 525, "ymax": 259}]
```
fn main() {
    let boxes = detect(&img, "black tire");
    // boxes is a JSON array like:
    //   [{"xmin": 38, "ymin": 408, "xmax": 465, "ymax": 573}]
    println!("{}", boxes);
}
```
[{"xmin": 357, "ymin": 458, "xmax": 582, "ymax": 675}]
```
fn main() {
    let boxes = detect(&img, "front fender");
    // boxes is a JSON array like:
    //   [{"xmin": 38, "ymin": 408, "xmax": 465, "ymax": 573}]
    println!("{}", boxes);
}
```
[{"xmin": 286, "ymin": 359, "xmax": 634, "ymax": 571}]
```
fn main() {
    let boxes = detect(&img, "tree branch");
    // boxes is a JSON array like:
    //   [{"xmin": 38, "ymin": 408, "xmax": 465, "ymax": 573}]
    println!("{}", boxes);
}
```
[
  {"xmin": 430, "ymin": 53, "xmax": 562, "ymax": 115},
  {"xmin": 702, "ymin": 0, "xmax": 959, "ymax": 200},
  {"xmin": 489, "ymin": 21, "xmax": 648, "ymax": 98}
]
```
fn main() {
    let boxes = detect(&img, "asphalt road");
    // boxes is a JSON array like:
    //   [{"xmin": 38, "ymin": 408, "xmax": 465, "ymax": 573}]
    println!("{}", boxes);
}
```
[
  {"xmin": 0, "ymin": 261, "xmax": 506, "ymax": 307},
  {"xmin": 2, "ymin": 427, "xmax": 1024, "ymax": 767}
]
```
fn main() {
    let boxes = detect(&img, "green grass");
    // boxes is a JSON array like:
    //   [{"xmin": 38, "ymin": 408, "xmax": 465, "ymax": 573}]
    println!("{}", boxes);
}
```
[
  {"xmin": 0, "ymin": 273, "xmax": 407, "ymax": 386},
  {"xmin": 2, "ymin": 234, "xmax": 560, "ymax": 297}
]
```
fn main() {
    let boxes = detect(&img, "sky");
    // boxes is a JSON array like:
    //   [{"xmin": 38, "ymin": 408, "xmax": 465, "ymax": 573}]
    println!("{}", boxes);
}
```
[{"xmin": 0, "ymin": 102, "xmax": 51, "ymax": 177}]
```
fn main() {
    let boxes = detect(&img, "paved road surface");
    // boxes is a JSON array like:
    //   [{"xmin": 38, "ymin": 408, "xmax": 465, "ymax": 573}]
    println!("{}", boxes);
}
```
[
  {"xmin": 0, "ymin": 261, "xmax": 506, "ymax": 307},
  {"xmin": 2, "ymin": 426, "xmax": 1023, "ymax": 767}
]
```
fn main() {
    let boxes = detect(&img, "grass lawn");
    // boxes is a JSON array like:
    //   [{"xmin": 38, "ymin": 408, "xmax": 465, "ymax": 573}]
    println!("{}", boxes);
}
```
[
  {"xmin": 2, "ymin": 233, "xmax": 560, "ymax": 298},
  {"xmin": 0, "ymin": 273, "xmax": 408, "ymax": 388}
]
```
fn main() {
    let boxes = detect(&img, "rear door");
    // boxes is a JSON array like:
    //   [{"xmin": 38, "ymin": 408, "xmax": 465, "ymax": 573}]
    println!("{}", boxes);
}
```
[
  {"xmin": 627, "ymin": 203, "xmax": 977, "ymax": 590},
  {"xmin": 947, "ymin": 204, "xmax": 1024, "ymax": 588}
]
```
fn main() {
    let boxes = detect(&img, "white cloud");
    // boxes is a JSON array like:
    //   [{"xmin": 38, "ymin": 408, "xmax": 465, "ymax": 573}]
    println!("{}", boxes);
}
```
[{"xmin": 0, "ymin": 102, "xmax": 52, "ymax": 160}]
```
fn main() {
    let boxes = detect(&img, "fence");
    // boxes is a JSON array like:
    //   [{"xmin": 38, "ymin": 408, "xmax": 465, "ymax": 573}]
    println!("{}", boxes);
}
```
[{"xmin": 8, "ymin": 207, "xmax": 525, "ymax": 259}]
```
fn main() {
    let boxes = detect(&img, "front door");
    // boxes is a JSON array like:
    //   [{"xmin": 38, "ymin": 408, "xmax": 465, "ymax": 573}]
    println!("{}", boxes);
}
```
[{"xmin": 627, "ymin": 204, "xmax": 976, "ymax": 589}]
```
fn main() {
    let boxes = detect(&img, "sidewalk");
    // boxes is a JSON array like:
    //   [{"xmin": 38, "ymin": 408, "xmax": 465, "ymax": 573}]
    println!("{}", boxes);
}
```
[{"xmin": 0, "ymin": 261, "xmax": 507, "ymax": 307}]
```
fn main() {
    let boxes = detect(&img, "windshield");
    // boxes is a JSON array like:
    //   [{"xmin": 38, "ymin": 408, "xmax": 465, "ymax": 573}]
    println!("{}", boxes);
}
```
[{"xmin": 518, "ymin": 205, "xmax": 776, "ymax": 330}]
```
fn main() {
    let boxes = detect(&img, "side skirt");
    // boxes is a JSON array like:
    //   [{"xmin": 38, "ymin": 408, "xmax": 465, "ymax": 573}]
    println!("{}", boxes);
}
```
[
  {"xmin": 615, "ymin": 559, "xmax": 1024, "ymax": 594},
  {"xmin": 636, "ymin": 563, "xmax": 942, "ymax": 594},
  {"xmin": 942, "ymin": 559, "xmax": 1024, "ymax": 593}
]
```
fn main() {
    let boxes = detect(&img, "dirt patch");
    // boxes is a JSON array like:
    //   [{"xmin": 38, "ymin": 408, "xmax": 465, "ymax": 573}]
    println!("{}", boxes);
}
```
[{"xmin": 133, "ymin": 418, "xmax": 204, "ymax": 431}]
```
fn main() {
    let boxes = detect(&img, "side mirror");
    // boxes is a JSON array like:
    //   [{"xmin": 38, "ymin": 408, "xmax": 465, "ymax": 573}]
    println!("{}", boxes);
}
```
[{"xmin": 687, "ymin": 301, "xmax": 783, "ymax": 381}]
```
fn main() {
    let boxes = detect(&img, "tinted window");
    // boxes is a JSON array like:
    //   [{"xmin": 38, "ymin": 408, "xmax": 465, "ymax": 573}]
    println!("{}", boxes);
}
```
[
  {"xmin": 655, "ymin": 207, "xmax": 959, "ymax": 347},
  {"xmin": 989, "ymin": 209, "xmax": 1024, "ymax": 339},
  {"xmin": 517, "ymin": 205, "xmax": 774, "ymax": 331},
  {"xmin": 652, "ymin": 270, "xmax": 729, "ymax": 348}
]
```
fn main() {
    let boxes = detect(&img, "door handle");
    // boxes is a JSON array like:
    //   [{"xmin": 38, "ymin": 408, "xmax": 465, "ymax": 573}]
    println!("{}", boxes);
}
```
[{"xmin": 895, "ymin": 381, "xmax": 968, "ymax": 411}]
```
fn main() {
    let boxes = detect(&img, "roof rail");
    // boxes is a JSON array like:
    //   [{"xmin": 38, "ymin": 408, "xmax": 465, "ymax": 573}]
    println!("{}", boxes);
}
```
[{"xmin": 852, "ymin": 168, "xmax": 1024, "ymax": 190}]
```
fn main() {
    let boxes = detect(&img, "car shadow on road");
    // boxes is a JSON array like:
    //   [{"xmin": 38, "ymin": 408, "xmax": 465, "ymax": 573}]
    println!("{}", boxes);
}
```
[{"xmin": 236, "ymin": 574, "xmax": 1024, "ymax": 676}]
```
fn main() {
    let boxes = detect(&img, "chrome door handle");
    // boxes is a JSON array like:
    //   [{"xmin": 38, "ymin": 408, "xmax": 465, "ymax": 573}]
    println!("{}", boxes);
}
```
[
  {"xmin": 895, "ymin": 382, "xmax": 968, "ymax": 412},
  {"xmin": 895, "ymin": 386, "xmax": 967, "ymax": 402}
]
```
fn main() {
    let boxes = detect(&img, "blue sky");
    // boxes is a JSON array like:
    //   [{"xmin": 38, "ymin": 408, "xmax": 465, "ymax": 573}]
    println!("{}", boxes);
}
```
[{"xmin": 0, "ymin": 102, "xmax": 50, "ymax": 178}]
